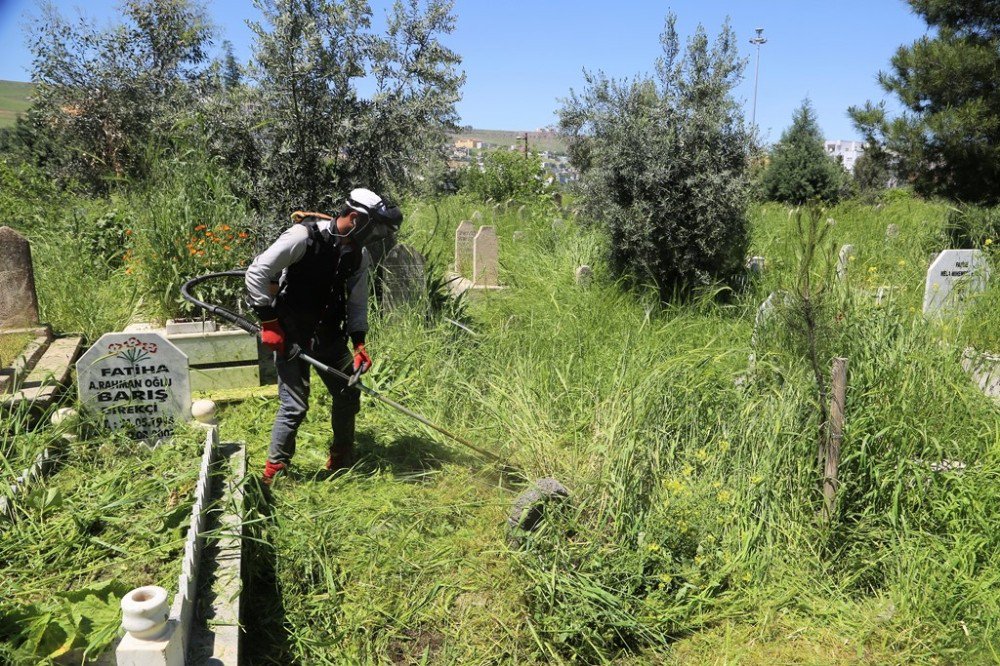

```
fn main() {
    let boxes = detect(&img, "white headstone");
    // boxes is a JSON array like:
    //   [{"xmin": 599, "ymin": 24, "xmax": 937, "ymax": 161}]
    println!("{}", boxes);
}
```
[
  {"xmin": 837, "ymin": 244, "xmax": 855, "ymax": 280},
  {"xmin": 886, "ymin": 223, "xmax": 899, "ymax": 240},
  {"xmin": 473, "ymin": 226, "xmax": 499, "ymax": 286},
  {"xmin": 76, "ymin": 332, "xmax": 191, "ymax": 442},
  {"xmin": 923, "ymin": 249, "xmax": 990, "ymax": 314},
  {"xmin": 575, "ymin": 265, "xmax": 593, "ymax": 288},
  {"xmin": 751, "ymin": 291, "xmax": 778, "ymax": 348},
  {"xmin": 454, "ymin": 221, "xmax": 476, "ymax": 275}
]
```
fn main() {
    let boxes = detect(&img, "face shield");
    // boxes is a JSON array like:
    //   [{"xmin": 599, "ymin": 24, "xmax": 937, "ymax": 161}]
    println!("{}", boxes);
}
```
[{"xmin": 345, "ymin": 191, "xmax": 403, "ymax": 249}]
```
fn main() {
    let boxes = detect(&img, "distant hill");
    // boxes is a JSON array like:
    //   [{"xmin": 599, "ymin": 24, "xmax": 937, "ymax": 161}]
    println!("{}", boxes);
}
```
[
  {"xmin": 451, "ymin": 128, "xmax": 567, "ymax": 155},
  {"xmin": 0, "ymin": 80, "xmax": 33, "ymax": 128}
]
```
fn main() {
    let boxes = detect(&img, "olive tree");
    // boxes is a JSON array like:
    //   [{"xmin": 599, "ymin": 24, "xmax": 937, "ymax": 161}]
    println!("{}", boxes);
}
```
[{"xmin": 559, "ymin": 15, "xmax": 751, "ymax": 298}]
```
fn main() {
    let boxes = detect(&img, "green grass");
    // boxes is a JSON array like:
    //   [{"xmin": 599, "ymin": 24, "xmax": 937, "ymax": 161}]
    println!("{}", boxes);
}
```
[
  {"xmin": 0, "ymin": 425, "xmax": 205, "ymax": 663},
  {"xmin": 0, "ymin": 80, "xmax": 33, "ymax": 128},
  {"xmin": 1, "ymin": 157, "xmax": 998, "ymax": 663},
  {"xmin": 216, "ymin": 194, "xmax": 999, "ymax": 663},
  {"xmin": 0, "ymin": 332, "xmax": 33, "ymax": 367}
]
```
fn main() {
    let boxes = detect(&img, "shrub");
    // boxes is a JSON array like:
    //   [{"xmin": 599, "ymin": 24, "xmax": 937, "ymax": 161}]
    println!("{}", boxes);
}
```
[
  {"xmin": 559, "ymin": 15, "xmax": 751, "ymax": 297},
  {"xmin": 463, "ymin": 149, "xmax": 548, "ymax": 202}
]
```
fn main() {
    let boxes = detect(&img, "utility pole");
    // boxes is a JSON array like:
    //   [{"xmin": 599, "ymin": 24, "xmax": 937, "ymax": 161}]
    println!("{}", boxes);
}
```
[
  {"xmin": 518, "ymin": 132, "xmax": 529, "ymax": 158},
  {"xmin": 749, "ymin": 27, "xmax": 767, "ymax": 129}
]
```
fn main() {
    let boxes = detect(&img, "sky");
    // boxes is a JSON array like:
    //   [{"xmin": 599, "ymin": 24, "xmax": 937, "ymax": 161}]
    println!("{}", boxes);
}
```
[{"xmin": 0, "ymin": 0, "xmax": 930, "ymax": 142}]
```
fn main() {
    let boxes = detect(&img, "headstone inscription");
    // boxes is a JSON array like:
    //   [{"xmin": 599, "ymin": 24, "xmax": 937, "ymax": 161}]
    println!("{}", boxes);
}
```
[
  {"xmin": 836, "ymin": 244, "xmax": 855, "ymax": 280},
  {"xmin": 77, "ymin": 332, "xmax": 191, "ymax": 442},
  {"xmin": 922, "ymin": 249, "xmax": 990, "ymax": 314},
  {"xmin": 454, "ymin": 221, "xmax": 476, "ymax": 276},
  {"xmin": 0, "ymin": 226, "xmax": 40, "ymax": 328},
  {"xmin": 473, "ymin": 226, "xmax": 499, "ymax": 286},
  {"xmin": 381, "ymin": 243, "xmax": 426, "ymax": 310}
]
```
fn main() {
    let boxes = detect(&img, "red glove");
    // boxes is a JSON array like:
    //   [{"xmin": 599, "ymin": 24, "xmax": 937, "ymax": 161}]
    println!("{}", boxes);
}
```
[
  {"xmin": 260, "ymin": 319, "xmax": 285, "ymax": 355},
  {"xmin": 353, "ymin": 343, "xmax": 372, "ymax": 374}
]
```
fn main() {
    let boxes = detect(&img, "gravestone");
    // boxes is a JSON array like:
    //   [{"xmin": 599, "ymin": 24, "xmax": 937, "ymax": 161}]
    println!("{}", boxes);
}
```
[
  {"xmin": 575, "ymin": 265, "xmax": 593, "ymax": 288},
  {"xmin": 454, "ymin": 221, "xmax": 476, "ymax": 275},
  {"xmin": 751, "ymin": 291, "xmax": 778, "ymax": 348},
  {"xmin": 381, "ymin": 243, "xmax": 426, "ymax": 310},
  {"xmin": 0, "ymin": 226, "xmax": 40, "ymax": 328},
  {"xmin": 76, "ymin": 332, "xmax": 191, "ymax": 442},
  {"xmin": 837, "ymin": 244, "xmax": 855, "ymax": 280},
  {"xmin": 473, "ymin": 226, "xmax": 499, "ymax": 286},
  {"xmin": 746, "ymin": 256, "xmax": 765, "ymax": 274},
  {"xmin": 923, "ymin": 249, "xmax": 990, "ymax": 314},
  {"xmin": 886, "ymin": 224, "xmax": 899, "ymax": 240}
]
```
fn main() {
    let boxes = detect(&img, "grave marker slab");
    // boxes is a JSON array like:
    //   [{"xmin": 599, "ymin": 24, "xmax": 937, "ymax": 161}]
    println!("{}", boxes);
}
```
[
  {"xmin": 837, "ymin": 244, "xmax": 855, "ymax": 280},
  {"xmin": 382, "ymin": 243, "xmax": 426, "ymax": 310},
  {"xmin": 473, "ymin": 226, "xmax": 499, "ymax": 286},
  {"xmin": 455, "ymin": 221, "xmax": 476, "ymax": 275},
  {"xmin": 0, "ymin": 226, "xmax": 40, "ymax": 327},
  {"xmin": 77, "ymin": 332, "xmax": 191, "ymax": 442},
  {"xmin": 575, "ymin": 265, "xmax": 593, "ymax": 287},
  {"xmin": 923, "ymin": 249, "xmax": 990, "ymax": 314},
  {"xmin": 746, "ymin": 256, "xmax": 765, "ymax": 274},
  {"xmin": 886, "ymin": 223, "xmax": 899, "ymax": 240}
]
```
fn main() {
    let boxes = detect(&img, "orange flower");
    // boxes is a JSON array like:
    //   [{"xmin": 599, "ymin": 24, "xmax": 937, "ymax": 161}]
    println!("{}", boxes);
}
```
[
  {"xmin": 194, "ymin": 224, "xmax": 206, "ymax": 231},
  {"xmin": 238, "ymin": 232, "xmax": 248, "ymax": 239},
  {"xmin": 125, "ymin": 229, "xmax": 133, "ymax": 236},
  {"xmin": 224, "ymin": 245, "xmax": 231, "ymax": 251},
  {"xmin": 221, "ymin": 224, "xmax": 231, "ymax": 232}
]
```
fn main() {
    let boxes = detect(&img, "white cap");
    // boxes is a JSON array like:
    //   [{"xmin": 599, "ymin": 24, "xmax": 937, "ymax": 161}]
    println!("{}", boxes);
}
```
[{"xmin": 346, "ymin": 188, "xmax": 383, "ymax": 214}]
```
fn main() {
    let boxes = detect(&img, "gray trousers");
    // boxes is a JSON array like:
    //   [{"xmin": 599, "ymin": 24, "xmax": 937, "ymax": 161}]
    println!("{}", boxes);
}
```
[{"xmin": 267, "ymin": 336, "xmax": 360, "ymax": 465}]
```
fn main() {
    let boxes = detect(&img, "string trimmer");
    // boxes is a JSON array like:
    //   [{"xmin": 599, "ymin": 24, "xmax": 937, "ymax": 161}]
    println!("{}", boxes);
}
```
[{"xmin": 180, "ymin": 271, "xmax": 568, "ymax": 537}]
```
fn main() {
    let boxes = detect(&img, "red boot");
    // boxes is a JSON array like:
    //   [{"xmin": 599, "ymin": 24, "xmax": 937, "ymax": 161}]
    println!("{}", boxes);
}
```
[
  {"xmin": 262, "ymin": 460, "xmax": 286, "ymax": 486},
  {"xmin": 325, "ymin": 442, "xmax": 355, "ymax": 472}
]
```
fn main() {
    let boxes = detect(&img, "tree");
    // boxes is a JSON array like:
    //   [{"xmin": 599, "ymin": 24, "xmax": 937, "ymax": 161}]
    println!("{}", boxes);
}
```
[
  {"xmin": 761, "ymin": 100, "xmax": 845, "ymax": 205},
  {"xmin": 559, "ymin": 15, "xmax": 751, "ymax": 297},
  {"xmin": 849, "ymin": 0, "xmax": 1000, "ymax": 204},
  {"xmin": 248, "ymin": 0, "xmax": 463, "ymax": 212},
  {"xmin": 23, "ymin": 0, "xmax": 213, "ymax": 189}
]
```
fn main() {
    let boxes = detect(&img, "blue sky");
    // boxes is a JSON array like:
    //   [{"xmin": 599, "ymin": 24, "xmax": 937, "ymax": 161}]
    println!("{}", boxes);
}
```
[{"xmin": 0, "ymin": 0, "xmax": 929, "ymax": 141}]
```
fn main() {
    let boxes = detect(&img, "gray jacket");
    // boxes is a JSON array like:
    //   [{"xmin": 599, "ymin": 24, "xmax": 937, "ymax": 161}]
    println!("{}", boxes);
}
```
[{"xmin": 245, "ymin": 219, "xmax": 369, "ymax": 338}]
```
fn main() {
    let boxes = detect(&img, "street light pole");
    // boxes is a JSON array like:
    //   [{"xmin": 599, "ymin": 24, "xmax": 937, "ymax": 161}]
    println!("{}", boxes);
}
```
[{"xmin": 749, "ymin": 27, "xmax": 767, "ymax": 129}]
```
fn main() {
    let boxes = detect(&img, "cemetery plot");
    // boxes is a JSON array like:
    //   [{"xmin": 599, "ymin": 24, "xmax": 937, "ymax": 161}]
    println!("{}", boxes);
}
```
[{"xmin": 0, "ymin": 427, "xmax": 205, "ymax": 663}]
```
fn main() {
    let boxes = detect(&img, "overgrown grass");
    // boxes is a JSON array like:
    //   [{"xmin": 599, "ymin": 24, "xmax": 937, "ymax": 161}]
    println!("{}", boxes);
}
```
[
  {"xmin": 0, "ymin": 425, "xmax": 205, "ymax": 663},
  {"xmin": 219, "ymin": 194, "xmax": 999, "ymax": 663},
  {"xmin": 2, "ymin": 155, "xmax": 998, "ymax": 663}
]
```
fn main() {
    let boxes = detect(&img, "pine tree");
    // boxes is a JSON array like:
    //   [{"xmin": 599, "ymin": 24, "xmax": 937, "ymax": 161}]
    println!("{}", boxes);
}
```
[
  {"xmin": 849, "ymin": 0, "xmax": 1000, "ymax": 204},
  {"xmin": 762, "ymin": 100, "xmax": 845, "ymax": 205}
]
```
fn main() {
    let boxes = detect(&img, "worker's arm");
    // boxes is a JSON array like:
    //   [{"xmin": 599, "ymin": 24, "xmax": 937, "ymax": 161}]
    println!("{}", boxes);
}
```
[
  {"xmin": 344, "ymin": 247, "xmax": 370, "ymax": 346},
  {"xmin": 245, "ymin": 225, "xmax": 310, "ymax": 321}
]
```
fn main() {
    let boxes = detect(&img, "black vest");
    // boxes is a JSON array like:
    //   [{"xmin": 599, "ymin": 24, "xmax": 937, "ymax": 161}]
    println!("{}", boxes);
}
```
[{"xmin": 276, "ymin": 218, "xmax": 362, "ymax": 343}]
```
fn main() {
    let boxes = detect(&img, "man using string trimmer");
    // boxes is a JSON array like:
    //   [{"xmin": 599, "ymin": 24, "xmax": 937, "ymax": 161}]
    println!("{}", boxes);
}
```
[{"xmin": 245, "ymin": 188, "xmax": 402, "ymax": 486}]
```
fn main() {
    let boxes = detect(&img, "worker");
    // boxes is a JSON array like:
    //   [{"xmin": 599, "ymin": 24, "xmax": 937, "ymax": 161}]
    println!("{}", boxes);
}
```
[{"xmin": 245, "ymin": 188, "xmax": 402, "ymax": 485}]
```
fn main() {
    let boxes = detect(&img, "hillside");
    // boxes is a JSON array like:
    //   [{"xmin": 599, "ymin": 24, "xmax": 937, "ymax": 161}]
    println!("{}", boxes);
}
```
[
  {"xmin": 0, "ymin": 80, "xmax": 33, "ymax": 128},
  {"xmin": 451, "ymin": 127, "xmax": 568, "ymax": 154}
]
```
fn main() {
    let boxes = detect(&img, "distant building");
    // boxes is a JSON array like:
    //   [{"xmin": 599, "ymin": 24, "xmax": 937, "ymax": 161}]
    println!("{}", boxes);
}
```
[
  {"xmin": 825, "ymin": 140, "xmax": 865, "ymax": 172},
  {"xmin": 455, "ymin": 139, "xmax": 484, "ymax": 150}
]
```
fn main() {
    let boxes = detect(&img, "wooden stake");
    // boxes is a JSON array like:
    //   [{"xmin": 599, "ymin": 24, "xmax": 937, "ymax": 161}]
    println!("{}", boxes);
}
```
[{"xmin": 823, "ymin": 357, "xmax": 848, "ymax": 521}]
